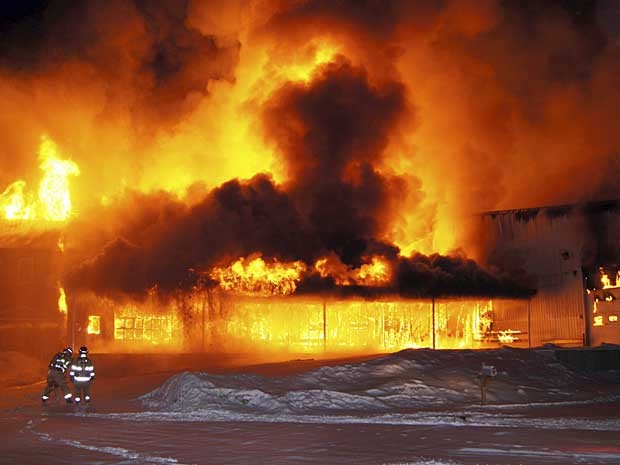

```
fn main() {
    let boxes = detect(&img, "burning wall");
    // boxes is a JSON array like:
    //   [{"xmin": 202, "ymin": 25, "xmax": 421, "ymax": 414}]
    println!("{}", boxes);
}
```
[{"xmin": 73, "ymin": 289, "xmax": 531, "ymax": 354}]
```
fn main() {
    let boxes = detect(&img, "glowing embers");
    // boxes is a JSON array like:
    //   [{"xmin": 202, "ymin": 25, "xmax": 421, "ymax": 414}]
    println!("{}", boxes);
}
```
[
  {"xmin": 87, "ymin": 315, "xmax": 101, "ymax": 335},
  {"xmin": 58, "ymin": 286, "xmax": 68, "ymax": 314},
  {"xmin": 210, "ymin": 256, "xmax": 306, "ymax": 296},
  {"xmin": 114, "ymin": 306, "xmax": 180, "ymax": 344},
  {"xmin": 0, "ymin": 135, "xmax": 80, "ymax": 222},
  {"xmin": 314, "ymin": 254, "xmax": 392, "ymax": 286}
]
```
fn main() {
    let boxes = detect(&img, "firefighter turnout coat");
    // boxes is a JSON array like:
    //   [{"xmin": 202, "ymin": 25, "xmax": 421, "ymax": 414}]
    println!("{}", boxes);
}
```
[
  {"xmin": 42, "ymin": 352, "xmax": 73, "ymax": 401},
  {"xmin": 69, "ymin": 355, "xmax": 95, "ymax": 402}
]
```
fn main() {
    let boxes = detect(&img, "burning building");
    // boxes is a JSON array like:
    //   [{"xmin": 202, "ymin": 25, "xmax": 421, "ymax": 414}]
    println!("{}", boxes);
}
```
[
  {"xmin": 1, "ymin": 1, "xmax": 619, "ymax": 356},
  {"xmin": 0, "ymin": 135, "xmax": 77, "ymax": 355},
  {"xmin": 70, "ymin": 265, "xmax": 532, "ymax": 355}
]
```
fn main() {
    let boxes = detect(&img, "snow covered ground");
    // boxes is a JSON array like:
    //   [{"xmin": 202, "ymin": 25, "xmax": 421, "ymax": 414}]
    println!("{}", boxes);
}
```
[
  {"xmin": 139, "ymin": 347, "xmax": 617, "ymax": 412},
  {"xmin": 2, "ymin": 348, "xmax": 620, "ymax": 465}
]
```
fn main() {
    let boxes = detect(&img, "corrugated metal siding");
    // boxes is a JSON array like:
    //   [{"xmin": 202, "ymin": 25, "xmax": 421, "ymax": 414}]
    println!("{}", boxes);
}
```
[
  {"xmin": 529, "ymin": 273, "xmax": 585, "ymax": 346},
  {"xmin": 482, "ymin": 208, "xmax": 587, "ymax": 347}
]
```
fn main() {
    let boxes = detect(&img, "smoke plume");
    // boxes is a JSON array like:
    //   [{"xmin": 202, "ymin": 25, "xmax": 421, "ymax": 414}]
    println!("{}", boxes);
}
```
[{"xmin": 2, "ymin": 1, "xmax": 618, "ymax": 298}]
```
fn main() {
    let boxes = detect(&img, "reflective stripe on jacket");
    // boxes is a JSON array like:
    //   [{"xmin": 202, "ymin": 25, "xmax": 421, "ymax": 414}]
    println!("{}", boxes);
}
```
[{"xmin": 70, "ymin": 355, "xmax": 95, "ymax": 382}]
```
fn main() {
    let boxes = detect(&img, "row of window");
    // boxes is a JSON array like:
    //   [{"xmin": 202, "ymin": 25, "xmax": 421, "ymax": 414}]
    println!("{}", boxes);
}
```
[{"xmin": 593, "ymin": 314, "xmax": 619, "ymax": 326}]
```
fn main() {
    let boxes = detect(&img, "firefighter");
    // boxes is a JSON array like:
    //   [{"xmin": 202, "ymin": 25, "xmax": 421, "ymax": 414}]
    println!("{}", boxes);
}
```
[
  {"xmin": 69, "ymin": 346, "xmax": 95, "ymax": 404},
  {"xmin": 41, "ymin": 347, "xmax": 74, "ymax": 403}
]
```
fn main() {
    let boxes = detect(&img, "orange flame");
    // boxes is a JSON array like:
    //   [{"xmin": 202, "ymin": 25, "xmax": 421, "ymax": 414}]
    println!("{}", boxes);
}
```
[
  {"xmin": 58, "ymin": 286, "xmax": 68, "ymax": 314},
  {"xmin": 210, "ymin": 256, "xmax": 307, "ymax": 296},
  {"xmin": 600, "ymin": 269, "xmax": 620, "ymax": 289},
  {"xmin": 314, "ymin": 255, "xmax": 391, "ymax": 286},
  {"xmin": 87, "ymin": 315, "xmax": 101, "ymax": 335},
  {"xmin": 354, "ymin": 256, "xmax": 392, "ymax": 286},
  {"xmin": 0, "ymin": 136, "xmax": 80, "ymax": 222}
]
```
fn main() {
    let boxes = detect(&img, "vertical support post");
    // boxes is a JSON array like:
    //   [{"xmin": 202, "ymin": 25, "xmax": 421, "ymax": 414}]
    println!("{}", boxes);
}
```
[
  {"xmin": 432, "ymin": 297, "xmax": 436, "ymax": 350},
  {"xmin": 70, "ymin": 296, "xmax": 75, "ymax": 350},
  {"xmin": 527, "ymin": 298, "xmax": 532, "ymax": 349},
  {"xmin": 582, "ymin": 273, "xmax": 591, "ymax": 347},
  {"xmin": 201, "ymin": 293, "xmax": 206, "ymax": 352},
  {"xmin": 323, "ymin": 301, "xmax": 327, "ymax": 352}
]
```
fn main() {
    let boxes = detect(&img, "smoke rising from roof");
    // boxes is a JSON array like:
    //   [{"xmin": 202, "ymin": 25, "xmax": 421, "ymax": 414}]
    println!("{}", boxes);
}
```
[
  {"xmin": 66, "ymin": 60, "xmax": 530, "ymax": 298},
  {"xmin": 2, "ymin": 0, "xmax": 617, "ymax": 298}
]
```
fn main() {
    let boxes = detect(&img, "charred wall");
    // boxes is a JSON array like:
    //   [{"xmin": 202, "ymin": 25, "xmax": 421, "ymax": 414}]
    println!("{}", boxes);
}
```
[{"xmin": 0, "ymin": 225, "xmax": 65, "ymax": 355}]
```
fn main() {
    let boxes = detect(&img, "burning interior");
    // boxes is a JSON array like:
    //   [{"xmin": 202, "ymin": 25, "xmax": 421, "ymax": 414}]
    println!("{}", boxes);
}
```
[{"xmin": 73, "ymin": 291, "xmax": 530, "ymax": 354}]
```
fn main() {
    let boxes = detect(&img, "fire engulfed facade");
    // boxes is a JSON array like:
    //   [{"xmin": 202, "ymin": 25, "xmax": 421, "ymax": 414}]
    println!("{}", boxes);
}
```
[
  {"xmin": 72, "ymin": 290, "xmax": 532, "ymax": 354},
  {"xmin": 68, "ymin": 200, "xmax": 620, "ymax": 354},
  {"xmin": 4, "ymin": 201, "xmax": 620, "ymax": 356}
]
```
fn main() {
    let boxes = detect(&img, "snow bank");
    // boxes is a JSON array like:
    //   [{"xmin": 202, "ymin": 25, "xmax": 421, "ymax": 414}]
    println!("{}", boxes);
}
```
[
  {"xmin": 140, "ymin": 348, "xmax": 612, "ymax": 419},
  {"xmin": 140, "ymin": 353, "xmax": 460, "ymax": 415}
]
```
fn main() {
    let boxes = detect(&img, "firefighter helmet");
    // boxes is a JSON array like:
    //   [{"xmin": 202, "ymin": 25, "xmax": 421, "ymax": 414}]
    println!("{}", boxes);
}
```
[
  {"xmin": 79, "ymin": 346, "xmax": 88, "ymax": 355},
  {"xmin": 64, "ymin": 347, "xmax": 73, "ymax": 355}
]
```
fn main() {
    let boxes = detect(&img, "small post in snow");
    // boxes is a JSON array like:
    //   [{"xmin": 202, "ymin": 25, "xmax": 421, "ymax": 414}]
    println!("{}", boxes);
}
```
[{"xmin": 477, "ymin": 363, "xmax": 497, "ymax": 406}]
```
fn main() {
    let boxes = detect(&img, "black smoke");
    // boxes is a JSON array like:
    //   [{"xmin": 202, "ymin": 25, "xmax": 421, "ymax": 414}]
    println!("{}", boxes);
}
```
[
  {"xmin": 262, "ymin": 59, "xmax": 405, "ymax": 266},
  {"xmin": 67, "ymin": 60, "xmax": 532, "ymax": 299}
]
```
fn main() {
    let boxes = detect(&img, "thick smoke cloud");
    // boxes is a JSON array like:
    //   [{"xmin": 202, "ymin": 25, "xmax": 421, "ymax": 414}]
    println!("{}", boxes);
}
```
[
  {"xmin": 5, "ymin": 0, "xmax": 616, "ymax": 299},
  {"xmin": 262, "ymin": 59, "xmax": 404, "ymax": 265},
  {"xmin": 67, "ymin": 60, "xmax": 530, "ymax": 298},
  {"xmin": 67, "ymin": 175, "xmax": 307, "ymax": 295},
  {"xmin": 69, "ymin": 59, "xmax": 412, "ymax": 294},
  {"xmin": 256, "ymin": 0, "xmax": 620, "ymax": 256},
  {"xmin": 394, "ymin": 253, "xmax": 533, "ymax": 298}
]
